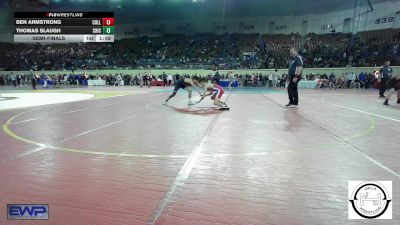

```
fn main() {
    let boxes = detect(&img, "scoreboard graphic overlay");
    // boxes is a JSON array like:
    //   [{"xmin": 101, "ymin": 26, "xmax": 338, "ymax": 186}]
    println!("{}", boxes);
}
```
[{"xmin": 14, "ymin": 12, "xmax": 114, "ymax": 43}]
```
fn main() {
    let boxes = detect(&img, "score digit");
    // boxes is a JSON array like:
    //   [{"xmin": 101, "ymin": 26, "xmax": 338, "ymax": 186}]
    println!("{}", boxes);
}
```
[
  {"xmin": 102, "ymin": 18, "xmax": 114, "ymax": 26},
  {"xmin": 103, "ymin": 26, "xmax": 114, "ymax": 34}
]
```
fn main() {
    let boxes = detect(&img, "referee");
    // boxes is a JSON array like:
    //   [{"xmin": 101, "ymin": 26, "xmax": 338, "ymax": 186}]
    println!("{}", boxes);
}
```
[
  {"xmin": 379, "ymin": 60, "xmax": 393, "ymax": 97},
  {"xmin": 29, "ymin": 70, "xmax": 37, "ymax": 90},
  {"xmin": 286, "ymin": 47, "xmax": 303, "ymax": 107}
]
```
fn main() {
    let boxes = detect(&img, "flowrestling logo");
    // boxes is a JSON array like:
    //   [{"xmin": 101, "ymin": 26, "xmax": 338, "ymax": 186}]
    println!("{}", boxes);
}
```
[
  {"xmin": 7, "ymin": 204, "xmax": 49, "ymax": 220},
  {"xmin": 348, "ymin": 181, "xmax": 392, "ymax": 219}
]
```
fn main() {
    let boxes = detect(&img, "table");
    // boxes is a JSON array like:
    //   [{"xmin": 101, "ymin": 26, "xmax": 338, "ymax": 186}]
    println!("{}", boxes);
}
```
[
  {"xmin": 219, "ymin": 80, "xmax": 238, "ymax": 87},
  {"xmin": 88, "ymin": 80, "xmax": 106, "ymax": 86},
  {"xmin": 297, "ymin": 80, "xmax": 317, "ymax": 89},
  {"xmin": 151, "ymin": 80, "xmax": 164, "ymax": 86}
]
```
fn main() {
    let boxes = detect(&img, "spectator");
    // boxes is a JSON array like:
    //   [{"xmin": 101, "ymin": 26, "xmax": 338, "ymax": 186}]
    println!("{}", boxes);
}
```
[
  {"xmin": 272, "ymin": 69, "xmax": 279, "ymax": 89},
  {"xmin": 213, "ymin": 71, "xmax": 221, "ymax": 85},
  {"xmin": 359, "ymin": 72, "xmax": 367, "ymax": 88},
  {"xmin": 162, "ymin": 72, "xmax": 168, "ymax": 87},
  {"xmin": 329, "ymin": 73, "xmax": 336, "ymax": 89},
  {"xmin": 10, "ymin": 72, "xmax": 17, "ymax": 87},
  {"xmin": 167, "ymin": 74, "xmax": 173, "ymax": 86}
]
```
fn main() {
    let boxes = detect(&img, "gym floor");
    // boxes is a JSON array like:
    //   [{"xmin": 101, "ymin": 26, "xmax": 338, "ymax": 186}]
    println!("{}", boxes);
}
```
[{"xmin": 0, "ymin": 87, "xmax": 399, "ymax": 225}]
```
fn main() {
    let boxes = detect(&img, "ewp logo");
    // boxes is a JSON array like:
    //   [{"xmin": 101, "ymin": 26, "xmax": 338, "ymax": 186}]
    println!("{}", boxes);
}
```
[{"xmin": 7, "ymin": 204, "xmax": 49, "ymax": 220}]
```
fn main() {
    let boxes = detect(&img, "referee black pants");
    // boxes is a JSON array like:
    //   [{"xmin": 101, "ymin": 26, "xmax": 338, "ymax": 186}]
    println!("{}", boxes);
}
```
[
  {"xmin": 31, "ymin": 78, "xmax": 37, "ymax": 90},
  {"xmin": 379, "ymin": 78, "xmax": 388, "ymax": 97},
  {"xmin": 288, "ymin": 80, "xmax": 299, "ymax": 105}
]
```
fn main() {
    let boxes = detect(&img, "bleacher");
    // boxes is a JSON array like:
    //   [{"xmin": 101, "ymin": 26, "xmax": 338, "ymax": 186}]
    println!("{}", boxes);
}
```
[{"xmin": 0, "ymin": 29, "xmax": 399, "ymax": 71}]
